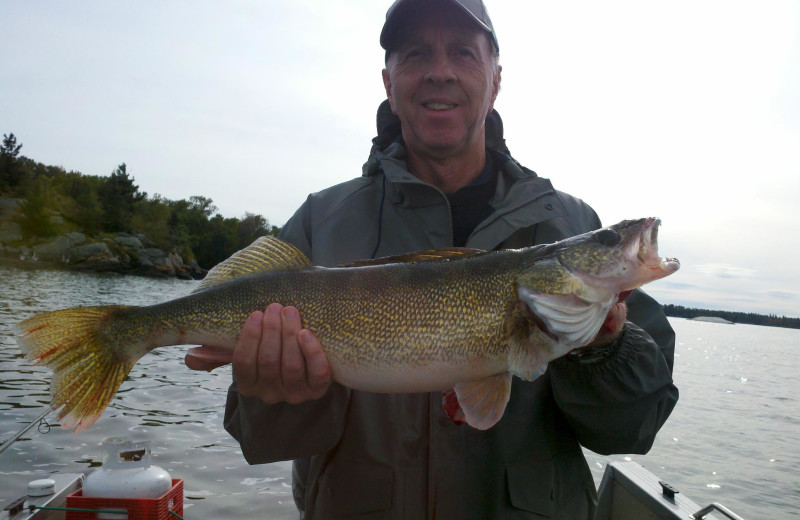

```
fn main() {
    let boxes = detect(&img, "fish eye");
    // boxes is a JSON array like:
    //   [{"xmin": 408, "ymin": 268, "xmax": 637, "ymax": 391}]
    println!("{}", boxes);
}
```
[{"xmin": 594, "ymin": 228, "xmax": 621, "ymax": 247}]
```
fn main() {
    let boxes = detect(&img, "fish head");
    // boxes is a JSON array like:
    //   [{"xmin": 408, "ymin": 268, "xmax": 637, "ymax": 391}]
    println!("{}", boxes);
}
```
[
  {"xmin": 552, "ymin": 217, "xmax": 680, "ymax": 297},
  {"xmin": 515, "ymin": 218, "xmax": 679, "ymax": 349}
]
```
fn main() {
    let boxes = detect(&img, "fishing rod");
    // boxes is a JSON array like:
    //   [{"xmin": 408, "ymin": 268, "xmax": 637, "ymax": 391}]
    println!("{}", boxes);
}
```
[{"xmin": 0, "ymin": 407, "xmax": 53, "ymax": 457}]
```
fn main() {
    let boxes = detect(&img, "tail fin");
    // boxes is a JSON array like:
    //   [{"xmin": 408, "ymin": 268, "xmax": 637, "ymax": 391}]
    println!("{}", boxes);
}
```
[{"xmin": 15, "ymin": 306, "xmax": 142, "ymax": 433}]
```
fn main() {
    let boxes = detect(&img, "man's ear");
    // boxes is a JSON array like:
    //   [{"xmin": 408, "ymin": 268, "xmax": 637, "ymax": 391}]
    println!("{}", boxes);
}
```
[
  {"xmin": 382, "ymin": 69, "xmax": 397, "ymax": 113},
  {"xmin": 489, "ymin": 65, "xmax": 502, "ymax": 111}
]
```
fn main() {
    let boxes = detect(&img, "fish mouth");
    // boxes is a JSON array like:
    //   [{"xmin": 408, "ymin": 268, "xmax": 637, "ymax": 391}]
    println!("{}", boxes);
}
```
[{"xmin": 634, "ymin": 218, "xmax": 680, "ymax": 275}]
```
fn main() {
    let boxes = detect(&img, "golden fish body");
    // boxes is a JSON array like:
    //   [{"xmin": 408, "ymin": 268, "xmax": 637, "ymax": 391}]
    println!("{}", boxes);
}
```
[{"xmin": 16, "ymin": 218, "xmax": 679, "ymax": 432}]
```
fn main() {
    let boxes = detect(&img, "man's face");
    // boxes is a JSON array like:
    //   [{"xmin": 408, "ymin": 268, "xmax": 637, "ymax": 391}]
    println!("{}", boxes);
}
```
[{"xmin": 382, "ymin": 7, "xmax": 501, "ymax": 160}]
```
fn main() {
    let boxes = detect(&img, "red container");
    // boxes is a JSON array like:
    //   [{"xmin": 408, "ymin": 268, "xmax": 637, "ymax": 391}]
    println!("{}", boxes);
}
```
[{"xmin": 65, "ymin": 478, "xmax": 183, "ymax": 520}]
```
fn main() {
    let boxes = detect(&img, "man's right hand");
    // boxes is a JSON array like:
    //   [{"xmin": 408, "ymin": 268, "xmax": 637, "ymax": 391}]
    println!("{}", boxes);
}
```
[{"xmin": 186, "ymin": 303, "xmax": 332, "ymax": 404}]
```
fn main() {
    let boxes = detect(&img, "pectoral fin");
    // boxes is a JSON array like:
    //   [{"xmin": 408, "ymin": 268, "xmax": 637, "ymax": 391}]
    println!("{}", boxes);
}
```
[
  {"xmin": 442, "ymin": 373, "xmax": 512, "ymax": 430},
  {"xmin": 518, "ymin": 287, "xmax": 614, "ymax": 350}
]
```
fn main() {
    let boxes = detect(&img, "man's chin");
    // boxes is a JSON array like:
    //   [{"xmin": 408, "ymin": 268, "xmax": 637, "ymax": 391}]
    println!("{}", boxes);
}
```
[{"xmin": 407, "ymin": 132, "xmax": 470, "ymax": 155}]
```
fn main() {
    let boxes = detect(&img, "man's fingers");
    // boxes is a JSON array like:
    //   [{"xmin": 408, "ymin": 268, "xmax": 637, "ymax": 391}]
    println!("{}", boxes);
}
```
[
  {"xmin": 229, "ymin": 304, "xmax": 331, "ymax": 404},
  {"xmin": 280, "ymin": 306, "xmax": 307, "ymax": 399},
  {"xmin": 232, "ymin": 310, "xmax": 264, "ymax": 388},
  {"xmin": 298, "ymin": 329, "xmax": 331, "ymax": 396},
  {"xmin": 257, "ymin": 303, "xmax": 284, "ymax": 385},
  {"xmin": 184, "ymin": 345, "xmax": 233, "ymax": 372}
]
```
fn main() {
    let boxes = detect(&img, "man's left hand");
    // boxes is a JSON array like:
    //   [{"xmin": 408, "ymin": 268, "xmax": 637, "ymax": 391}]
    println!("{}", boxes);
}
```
[{"xmin": 585, "ymin": 302, "xmax": 627, "ymax": 348}]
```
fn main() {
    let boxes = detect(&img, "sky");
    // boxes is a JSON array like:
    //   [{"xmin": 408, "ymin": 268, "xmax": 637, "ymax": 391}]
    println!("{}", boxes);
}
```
[{"xmin": 2, "ymin": 1, "xmax": 799, "ymax": 318}]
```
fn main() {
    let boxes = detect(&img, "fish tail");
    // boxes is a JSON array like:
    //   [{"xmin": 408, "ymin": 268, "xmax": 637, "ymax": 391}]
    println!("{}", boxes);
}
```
[{"xmin": 15, "ymin": 306, "xmax": 142, "ymax": 433}]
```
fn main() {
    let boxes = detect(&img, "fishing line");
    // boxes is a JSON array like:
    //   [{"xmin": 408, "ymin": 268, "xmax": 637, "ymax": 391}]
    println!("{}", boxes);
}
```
[{"xmin": 0, "ymin": 406, "xmax": 53, "ymax": 457}]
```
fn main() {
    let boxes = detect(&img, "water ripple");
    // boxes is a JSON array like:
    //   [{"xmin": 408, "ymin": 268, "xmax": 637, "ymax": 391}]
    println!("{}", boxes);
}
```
[{"xmin": 0, "ymin": 265, "xmax": 296, "ymax": 519}]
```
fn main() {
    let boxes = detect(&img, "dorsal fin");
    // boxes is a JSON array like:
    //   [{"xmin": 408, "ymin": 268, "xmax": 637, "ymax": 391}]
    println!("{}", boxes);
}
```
[
  {"xmin": 341, "ymin": 247, "xmax": 485, "ymax": 267},
  {"xmin": 193, "ymin": 236, "xmax": 311, "ymax": 292}
]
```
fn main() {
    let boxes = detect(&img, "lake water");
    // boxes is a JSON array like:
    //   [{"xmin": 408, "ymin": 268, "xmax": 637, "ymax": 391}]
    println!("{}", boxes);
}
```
[{"xmin": 0, "ymin": 264, "xmax": 797, "ymax": 519}]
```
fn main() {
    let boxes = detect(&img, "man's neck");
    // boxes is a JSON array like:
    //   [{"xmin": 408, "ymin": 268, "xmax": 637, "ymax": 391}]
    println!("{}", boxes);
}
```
[{"xmin": 406, "ymin": 145, "xmax": 487, "ymax": 194}]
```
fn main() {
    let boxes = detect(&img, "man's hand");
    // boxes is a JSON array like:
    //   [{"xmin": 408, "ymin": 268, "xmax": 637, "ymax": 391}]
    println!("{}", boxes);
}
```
[
  {"xmin": 585, "ymin": 302, "xmax": 627, "ymax": 348},
  {"xmin": 185, "ymin": 303, "xmax": 332, "ymax": 404}
]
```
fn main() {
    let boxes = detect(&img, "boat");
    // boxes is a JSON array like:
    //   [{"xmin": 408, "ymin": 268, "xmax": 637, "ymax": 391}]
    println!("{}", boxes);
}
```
[
  {"xmin": 596, "ymin": 460, "xmax": 744, "ymax": 520},
  {"xmin": 1, "ymin": 473, "xmax": 83, "ymax": 520},
  {"xmin": 2, "ymin": 460, "xmax": 745, "ymax": 520}
]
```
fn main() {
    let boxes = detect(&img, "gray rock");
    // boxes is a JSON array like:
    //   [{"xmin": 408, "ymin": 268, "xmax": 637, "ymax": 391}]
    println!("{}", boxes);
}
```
[
  {"xmin": 133, "ymin": 233, "xmax": 151, "ymax": 246},
  {"xmin": 136, "ymin": 253, "xmax": 155, "ymax": 267},
  {"xmin": 33, "ymin": 232, "xmax": 88, "ymax": 261},
  {"xmin": 0, "ymin": 221, "xmax": 22, "ymax": 242},
  {"xmin": 67, "ymin": 232, "xmax": 87, "ymax": 245},
  {"xmin": 0, "ymin": 197, "xmax": 22, "ymax": 217},
  {"xmin": 69, "ymin": 242, "xmax": 114, "ymax": 262},
  {"xmin": 166, "ymin": 252, "xmax": 183, "ymax": 269},
  {"xmin": 141, "ymin": 248, "xmax": 167, "ymax": 263},
  {"xmin": 113, "ymin": 236, "xmax": 144, "ymax": 249}
]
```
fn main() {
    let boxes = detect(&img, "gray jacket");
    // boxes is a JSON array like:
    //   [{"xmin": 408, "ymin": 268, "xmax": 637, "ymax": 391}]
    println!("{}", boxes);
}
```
[{"xmin": 224, "ymin": 125, "xmax": 678, "ymax": 519}]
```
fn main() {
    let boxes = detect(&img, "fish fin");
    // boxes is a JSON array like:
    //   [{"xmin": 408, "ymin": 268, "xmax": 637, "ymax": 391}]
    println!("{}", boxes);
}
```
[
  {"xmin": 518, "ymin": 287, "xmax": 614, "ymax": 350},
  {"xmin": 442, "ymin": 388, "xmax": 466, "ymax": 425},
  {"xmin": 452, "ymin": 373, "xmax": 512, "ymax": 430},
  {"xmin": 15, "ymin": 306, "xmax": 143, "ymax": 433},
  {"xmin": 194, "ymin": 236, "xmax": 311, "ymax": 292},
  {"xmin": 340, "ymin": 247, "xmax": 485, "ymax": 267}
]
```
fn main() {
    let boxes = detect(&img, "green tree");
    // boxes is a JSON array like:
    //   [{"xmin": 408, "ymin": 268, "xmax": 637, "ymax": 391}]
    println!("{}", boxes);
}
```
[
  {"xmin": 16, "ymin": 177, "xmax": 58, "ymax": 237},
  {"xmin": 237, "ymin": 212, "xmax": 270, "ymax": 248},
  {"xmin": 100, "ymin": 163, "xmax": 145, "ymax": 232},
  {"xmin": 131, "ymin": 194, "xmax": 173, "ymax": 249},
  {"xmin": 0, "ymin": 133, "xmax": 24, "ymax": 192},
  {"xmin": 198, "ymin": 213, "xmax": 240, "ymax": 267},
  {"xmin": 53, "ymin": 171, "xmax": 105, "ymax": 234},
  {"xmin": 165, "ymin": 196, "xmax": 219, "ymax": 263}
]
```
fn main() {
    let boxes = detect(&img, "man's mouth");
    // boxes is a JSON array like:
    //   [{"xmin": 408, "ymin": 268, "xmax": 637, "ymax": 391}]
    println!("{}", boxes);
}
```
[{"xmin": 422, "ymin": 102, "xmax": 456, "ymax": 111}]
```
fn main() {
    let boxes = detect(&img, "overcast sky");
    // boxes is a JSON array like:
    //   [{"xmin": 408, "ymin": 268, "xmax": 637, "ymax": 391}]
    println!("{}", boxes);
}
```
[{"xmin": 2, "ymin": 1, "xmax": 798, "ymax": 318}]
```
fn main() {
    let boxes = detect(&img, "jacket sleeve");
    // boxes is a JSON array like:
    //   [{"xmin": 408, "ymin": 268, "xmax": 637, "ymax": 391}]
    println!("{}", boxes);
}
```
[
  {"xmin": 224, "ymin": 383, "xmax": 350, "ymax": 464},
  {"xmin": 546, "ymin": 289, "xmax": 679, "ymax": 455},
  {"xmin": 223, "ymin": 198, "xmax": 351, "ymax": 464}
]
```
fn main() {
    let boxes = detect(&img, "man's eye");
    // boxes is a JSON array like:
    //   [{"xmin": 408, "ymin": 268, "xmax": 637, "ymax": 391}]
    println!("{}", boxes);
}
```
[{"xmin": 457, "ymin": 48, "xmax": 474, "ymax": 57}]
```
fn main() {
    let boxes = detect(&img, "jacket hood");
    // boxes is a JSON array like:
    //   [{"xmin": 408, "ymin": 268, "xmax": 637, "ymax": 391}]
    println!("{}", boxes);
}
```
[{"xmin": 364, "ymin": 100, "xmax": 511, "ymax": 176}]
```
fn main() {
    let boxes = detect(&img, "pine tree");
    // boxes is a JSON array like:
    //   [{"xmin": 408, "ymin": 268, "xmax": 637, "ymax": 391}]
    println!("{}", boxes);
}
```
[
  {"xmin": 0, "ymin": 133, "xmax": 24, "ymax": 191},
  {"xmin": 100, "ymin": 163, "xmax": 145, "ymax": 232}
]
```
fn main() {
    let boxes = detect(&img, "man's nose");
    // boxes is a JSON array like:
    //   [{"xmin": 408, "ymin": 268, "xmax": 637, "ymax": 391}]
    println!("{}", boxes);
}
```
[{"xmin": 423, "ymin": 52, "xmax": 457, "ymax": 84}]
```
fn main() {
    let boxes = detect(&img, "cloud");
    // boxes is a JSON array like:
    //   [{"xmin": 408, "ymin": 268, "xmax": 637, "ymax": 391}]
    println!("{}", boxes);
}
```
[
  {"xmin": 766, "ymin": 291, "xmax": 797, "ymax": 301},
  {"xmin": 659, "ymin": 281, "xmax": 695, "ymax": 290},
  {"xmin": 692, "ymin": 264, "xmax": 757, "ymax": 279}
]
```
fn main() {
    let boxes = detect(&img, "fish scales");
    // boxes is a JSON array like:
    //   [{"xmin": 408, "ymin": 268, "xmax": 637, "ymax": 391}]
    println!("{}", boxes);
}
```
[{"xmin": 294, "ymin": 258, "xmax": 520, "ymax": 369}]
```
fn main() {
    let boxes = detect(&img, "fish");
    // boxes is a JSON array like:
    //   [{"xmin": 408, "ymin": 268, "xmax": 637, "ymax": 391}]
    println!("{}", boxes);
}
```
[{"xmin": 15, "ymin": 217, "xmax": 679, "ymax": 433}]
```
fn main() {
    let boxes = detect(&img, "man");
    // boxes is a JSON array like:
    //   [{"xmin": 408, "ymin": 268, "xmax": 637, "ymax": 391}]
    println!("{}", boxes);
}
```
[{"xmin": 187, "ymin": 0, "xmax": 678, "ymax": 518}]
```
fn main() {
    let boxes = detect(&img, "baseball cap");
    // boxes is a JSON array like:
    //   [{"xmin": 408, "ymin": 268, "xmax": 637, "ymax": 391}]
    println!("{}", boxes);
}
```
[{"xmin": 380, "ymin": 0, "xmax": 499, "ymax": 53}]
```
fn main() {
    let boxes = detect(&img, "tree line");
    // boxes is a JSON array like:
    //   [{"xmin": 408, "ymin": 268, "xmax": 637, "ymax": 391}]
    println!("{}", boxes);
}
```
[
  {"xmin": 1, "ymin": 133, "xmax": 280, "ymax": 269},
  {"xmin": 663, "ymin": 304, "xmax": 800, "ymax": 330}
]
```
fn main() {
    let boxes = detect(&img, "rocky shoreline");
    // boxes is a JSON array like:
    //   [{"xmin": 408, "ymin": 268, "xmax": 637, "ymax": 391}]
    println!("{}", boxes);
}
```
[{"xmin": 1, "ymin": 197, "xmax": 205, "ymax": 280}]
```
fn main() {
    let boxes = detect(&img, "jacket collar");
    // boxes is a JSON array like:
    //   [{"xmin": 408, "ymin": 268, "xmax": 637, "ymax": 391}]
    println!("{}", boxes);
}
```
[
  {"xmin": 365, "ymin": 141, "xmax": 568, "ymax": 250},
  {"xmin": 361, "ymin": 103, "xmax": 568, "ymax": 249}
]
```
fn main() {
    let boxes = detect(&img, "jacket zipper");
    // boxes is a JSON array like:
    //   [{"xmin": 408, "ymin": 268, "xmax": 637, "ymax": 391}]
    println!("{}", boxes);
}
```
[{"xmin": 465, "ymin": 189, "xmax": 556, "ymax": 246}]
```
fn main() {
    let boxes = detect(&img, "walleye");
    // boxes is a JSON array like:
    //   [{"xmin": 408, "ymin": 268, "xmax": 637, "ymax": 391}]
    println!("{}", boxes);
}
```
[{"xmin": 15, "ymin": 218, "xmax": 679, "ymax": 433}]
